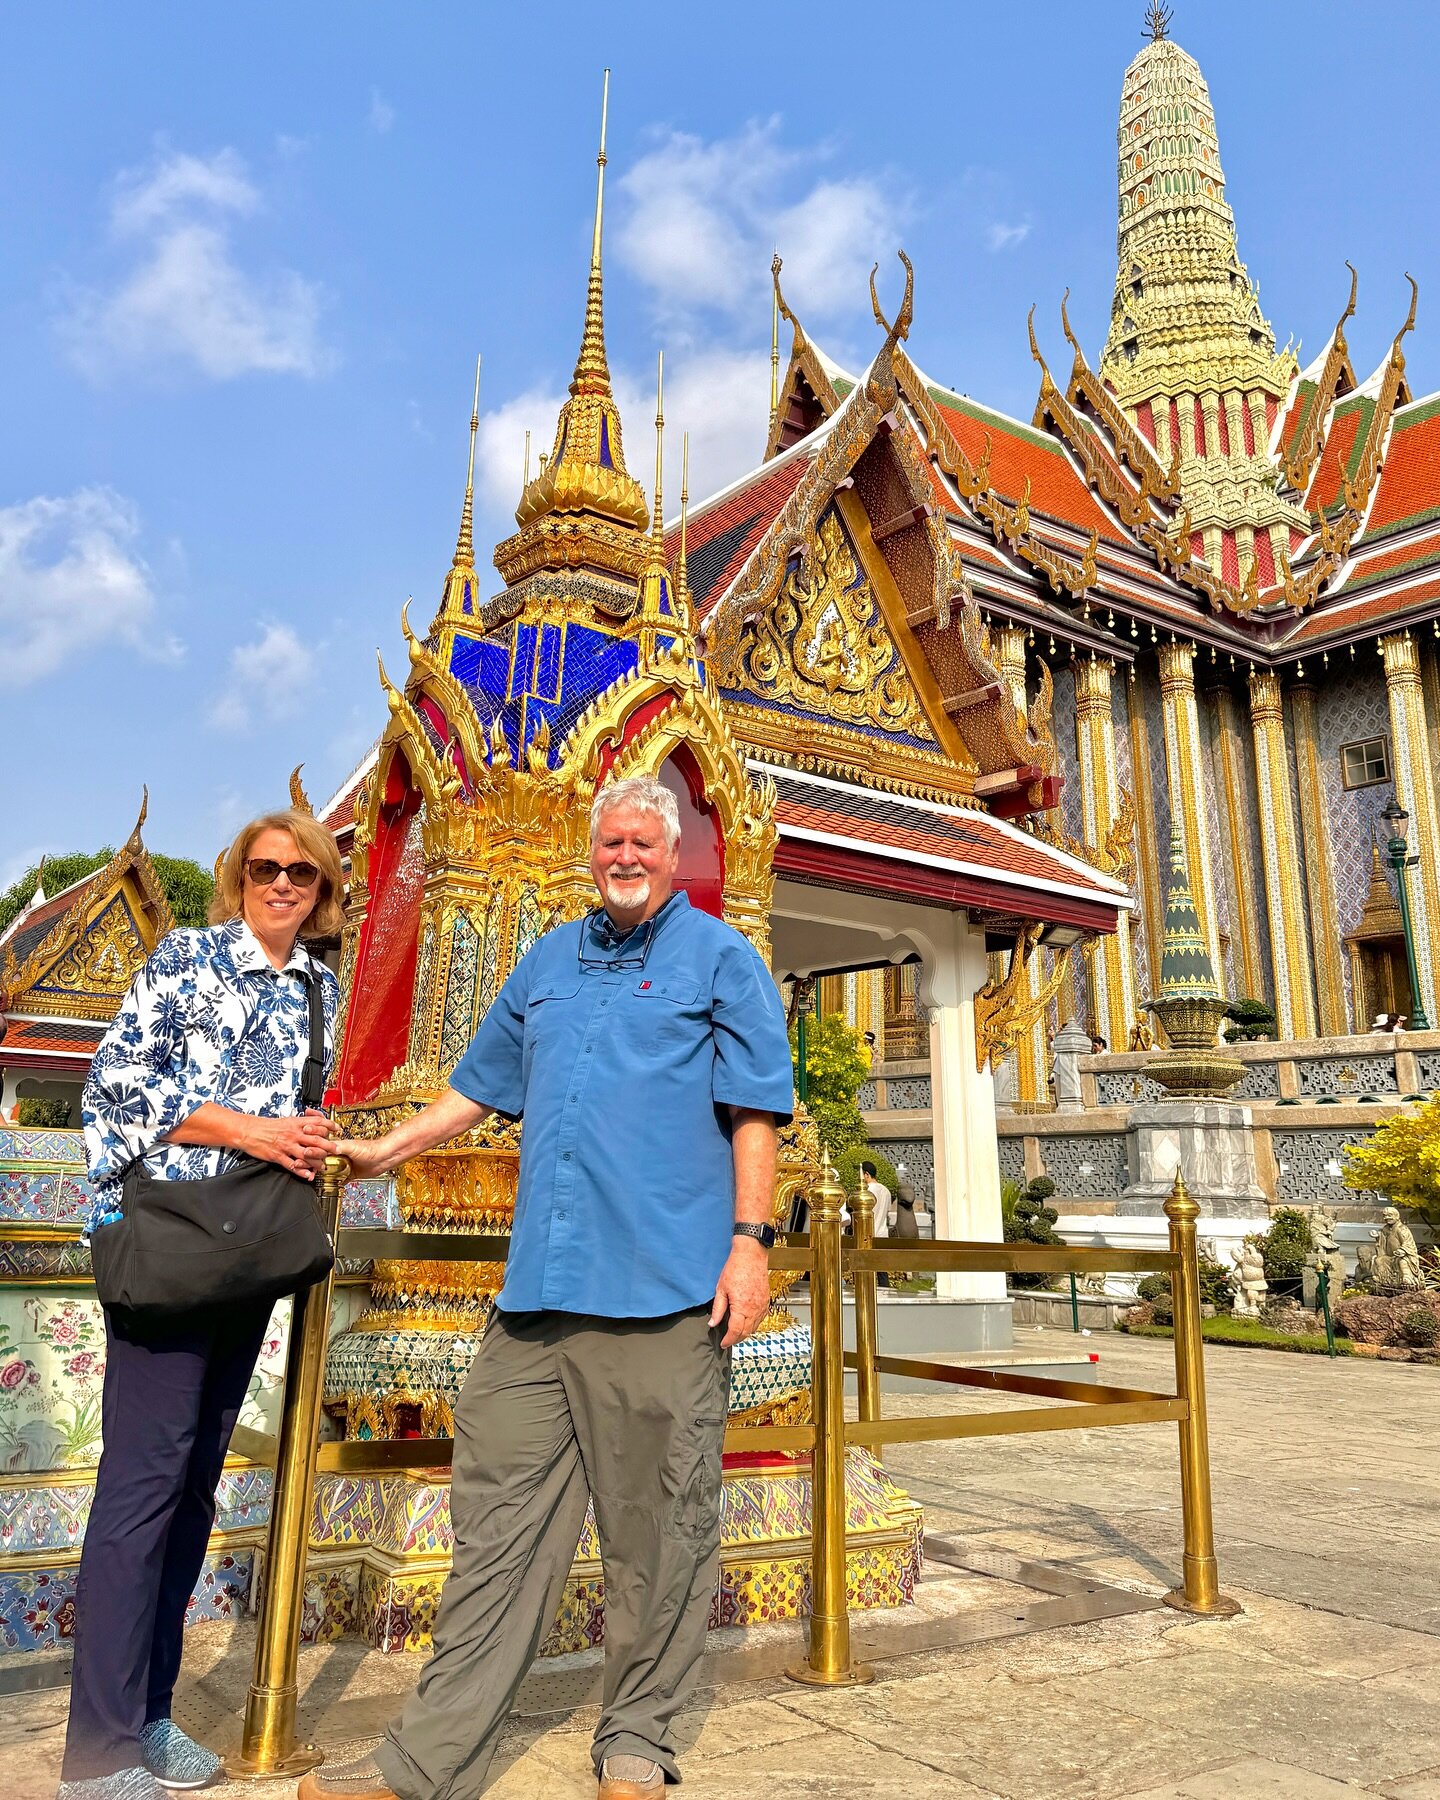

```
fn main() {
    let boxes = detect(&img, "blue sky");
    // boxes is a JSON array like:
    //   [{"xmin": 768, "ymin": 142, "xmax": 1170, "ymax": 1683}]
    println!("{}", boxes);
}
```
[{"xmin": 4, "ymin": 0, "xmax": 1438, "ymax": 881}]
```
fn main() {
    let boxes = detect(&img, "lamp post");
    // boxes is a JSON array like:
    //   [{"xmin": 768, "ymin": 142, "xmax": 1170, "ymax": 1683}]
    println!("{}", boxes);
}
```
[
  {"xmin": 793, "ymin": 976, "xmax": 814, "ymax": 1106},
  {"xmin": 1382, "ymin": 797, "xmax": 1430, "ymax": 1031}
]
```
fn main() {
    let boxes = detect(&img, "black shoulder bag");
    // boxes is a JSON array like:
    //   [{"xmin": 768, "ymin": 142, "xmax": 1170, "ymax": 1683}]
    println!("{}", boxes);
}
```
[{"xmin": 90, "ymin": 972, "xmax": 337, "ymax": 1322}]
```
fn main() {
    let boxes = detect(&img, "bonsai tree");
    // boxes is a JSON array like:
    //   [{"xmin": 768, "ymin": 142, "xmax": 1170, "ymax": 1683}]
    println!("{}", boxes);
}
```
[
  {"xmin": 1002, "ymin": 1175, "xmax": 1065, "ymax": 1291},
  {"xmin": 1223, "ymin": 998, "xmax": 1276, "ymax": 1043},
  {"xmin": 16, "ymin": 1097, "xmax": 72, "ymax": 1128}
]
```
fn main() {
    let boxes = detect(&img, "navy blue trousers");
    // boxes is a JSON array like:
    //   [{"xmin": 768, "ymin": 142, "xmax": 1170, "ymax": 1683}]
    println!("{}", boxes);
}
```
[{"xmin": 61, "ymin": 1299, "xmax": 271, "ymax": 1781}]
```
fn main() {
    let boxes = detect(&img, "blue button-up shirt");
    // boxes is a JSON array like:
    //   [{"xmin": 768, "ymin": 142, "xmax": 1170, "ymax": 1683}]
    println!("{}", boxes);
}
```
[{"xmin": 450, "ymin": 892, "xmax": 793, "ymax": 1319}]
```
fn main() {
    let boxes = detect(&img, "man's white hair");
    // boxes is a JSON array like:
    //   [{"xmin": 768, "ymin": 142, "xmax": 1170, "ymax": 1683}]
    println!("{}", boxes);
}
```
[{"xmin": 589, "ymin": 773, "xmax": 681, "ymax": 851}]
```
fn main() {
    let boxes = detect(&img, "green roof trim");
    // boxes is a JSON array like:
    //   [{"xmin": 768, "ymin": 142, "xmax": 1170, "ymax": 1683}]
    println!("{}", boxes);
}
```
[{"xmin": 926, "ymin": 384, "xmax": 1062, "ymax": 455}]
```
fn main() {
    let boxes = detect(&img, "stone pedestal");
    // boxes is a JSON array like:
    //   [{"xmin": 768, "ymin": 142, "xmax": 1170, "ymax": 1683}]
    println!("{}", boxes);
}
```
[{"xmin": 1119, "ymin": 1100, "xmax": 1269, "ymax": 1218}]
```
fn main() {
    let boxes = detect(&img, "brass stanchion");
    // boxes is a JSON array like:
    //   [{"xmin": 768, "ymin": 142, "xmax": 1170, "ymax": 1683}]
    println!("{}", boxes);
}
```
[
  {"xmin": 226, "ymin": 1154, "xmax": 350, "ymax": 1779},
  {"xmin": 787, "ymin": 1164, "xmax": 873, "ymax": 1686},
  {"xmin": 1161, "ymin": 1172, "xmax": 1241, "ymax": 1619},
  {"xmin": 852, "ymin": 1200, "xmax": 881, "ymax": 1455}
]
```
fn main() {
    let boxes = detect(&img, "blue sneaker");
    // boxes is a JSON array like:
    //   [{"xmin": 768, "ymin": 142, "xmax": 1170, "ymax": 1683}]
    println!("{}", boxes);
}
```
[
  {"xmin": 56, "ymin": 1771, "xmax": 168, "ymax": 1800},
  {"xmin": 138, "ymin": 1721, "xmax": 221, "ymax": 1791}
]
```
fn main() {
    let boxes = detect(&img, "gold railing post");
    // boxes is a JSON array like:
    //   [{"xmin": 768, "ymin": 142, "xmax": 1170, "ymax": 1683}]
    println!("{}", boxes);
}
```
[
  {"xmin": 1161, "ymin": 1172, "xmax": 1241, "ymax": 1619},
  {"xmin": 852, "ymin": 1198, "xmax": 882, "ymax": 1455},
  {"xmin": 226, "ymin": 1154, "xmax": 349, "ymax": 1779},
  {"xmin": 787, "ymin": 1164, "xmax": 872, "ymax": 1686}
]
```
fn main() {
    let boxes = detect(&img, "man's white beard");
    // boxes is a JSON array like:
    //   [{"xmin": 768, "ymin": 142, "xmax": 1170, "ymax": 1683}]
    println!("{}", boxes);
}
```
[{"xmin": 604, "ymin": 870, "xmax": 650, "ymax": 911}]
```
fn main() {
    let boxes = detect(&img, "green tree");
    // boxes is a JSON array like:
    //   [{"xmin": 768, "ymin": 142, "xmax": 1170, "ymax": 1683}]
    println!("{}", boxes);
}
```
[
  {"xmin": 789, "ymin": 1012, "xmax": 871, "ymax": 1162},
  {"xmin": 0, "ymin": 850, "xmax": 214, "ymax": 937},
  {"xmin": 1001, "ymin": 1175, "xmax": 1065, "ymax": 1290},
  {"xmin": 1256, "ymin": 1207, "xmax": 1313, "ymax": 1285}
]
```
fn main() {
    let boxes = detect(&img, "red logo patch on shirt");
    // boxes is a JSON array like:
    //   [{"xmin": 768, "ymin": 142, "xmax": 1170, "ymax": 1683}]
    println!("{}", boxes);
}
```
[{"xmin": 640, "ymin": 980, "xmax": 652, "ymax": 990}]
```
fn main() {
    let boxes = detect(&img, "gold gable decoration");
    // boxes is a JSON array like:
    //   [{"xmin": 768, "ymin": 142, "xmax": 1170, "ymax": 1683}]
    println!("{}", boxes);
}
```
[
  {"xmin": 723, "ymin": 506, "xmax": 933, "ymax": 740},
  {"xmin": 0, "ymin": 791, "xmax": 174, "ymax": 1023}
]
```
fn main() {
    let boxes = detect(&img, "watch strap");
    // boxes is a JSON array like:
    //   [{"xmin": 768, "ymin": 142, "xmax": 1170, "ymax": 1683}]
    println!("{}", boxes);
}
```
[{"xmin": 733, "ymin": 1221, "xmax": 776, "ymax": 1249}]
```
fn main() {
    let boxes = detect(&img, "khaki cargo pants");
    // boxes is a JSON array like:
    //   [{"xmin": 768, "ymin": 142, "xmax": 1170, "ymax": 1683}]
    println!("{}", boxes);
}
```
[{"xmin": 375, "ymin": 1305, "xmax": 731, "ymax": 1799}]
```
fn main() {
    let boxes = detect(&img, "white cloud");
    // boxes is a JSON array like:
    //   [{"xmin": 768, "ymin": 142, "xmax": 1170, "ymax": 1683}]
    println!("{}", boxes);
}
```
[
  {"xmin": 368, "ymin": 89, "xmax": 396, "ymax": 134},
  {"xmin": 211, "ymin": 622, "xmax": 318, "ymax": 732},
  {"xmin": 616, "ymin": 119, "xmax": 908, "ymax": 333},
  {"xmin": 0, "ymin": 488, "xmax": 176, "ymax": 688},
  {"xmin": 985, "ymin": 219, "xmax": 1031, "ymax": 253},
  {"xmin": 61, "ymin": 147, "xmax": 330, "ymax": 382}
]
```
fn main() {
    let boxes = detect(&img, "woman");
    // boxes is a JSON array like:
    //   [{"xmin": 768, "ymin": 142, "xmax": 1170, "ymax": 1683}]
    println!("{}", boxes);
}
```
[{"xmin": 58, "ymin": 809, "xmax": 343, "ymax": 1800}]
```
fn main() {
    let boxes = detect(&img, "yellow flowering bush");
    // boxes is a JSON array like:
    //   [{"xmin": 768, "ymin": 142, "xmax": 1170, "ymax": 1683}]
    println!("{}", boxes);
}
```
[{"xmin": 1342, "ymin": 1097, "xmax": 1440, "ymax": 1233}]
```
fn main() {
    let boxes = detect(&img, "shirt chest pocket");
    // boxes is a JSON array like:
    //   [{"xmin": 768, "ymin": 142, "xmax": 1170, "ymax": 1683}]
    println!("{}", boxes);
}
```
[{"xmin": 625, "ymin": 978, "xmax": 704, "ymax": 1046}]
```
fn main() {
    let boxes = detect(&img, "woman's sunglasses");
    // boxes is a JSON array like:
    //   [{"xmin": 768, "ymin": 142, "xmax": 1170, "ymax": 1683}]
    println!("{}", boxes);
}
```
[{"xmin": 245, "ymin": 858, "xmax": 320, "ymax": 889}]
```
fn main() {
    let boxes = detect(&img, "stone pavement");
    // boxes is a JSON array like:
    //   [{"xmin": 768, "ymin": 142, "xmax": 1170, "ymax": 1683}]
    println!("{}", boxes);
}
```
[{"xmin": 2, "ymin": 1329, "xmax": 1436, "ymax": 1799}]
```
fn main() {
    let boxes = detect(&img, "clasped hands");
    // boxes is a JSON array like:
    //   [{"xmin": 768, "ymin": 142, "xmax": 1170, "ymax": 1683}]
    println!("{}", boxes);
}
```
[{"xmin": 246, "ymin": 1109, "xmax": 338, "ymax": 1180}]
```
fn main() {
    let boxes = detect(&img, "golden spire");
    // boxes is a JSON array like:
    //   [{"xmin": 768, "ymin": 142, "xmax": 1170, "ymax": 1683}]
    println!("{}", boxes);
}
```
[
  {"xmin": 769, "ymin": 251, "xmax": 781, "ymax": 429},
  {"xmin": 676, "ymin": 430, "xmax": 692, "ymax": 631},
  {"xmin": 523, "ymin": 428, "xmax": 531, "ymax": 487},
  {"xmin": 454, "ymin": 354, "xmax": 481, "ymax": 569},
  {"xmin": 496, "ymin": 68, "xmax": 650, "ymax": 587},
  {"xmin": 651, "ymin": 349, "xmax": 665, "ymax": 552}
]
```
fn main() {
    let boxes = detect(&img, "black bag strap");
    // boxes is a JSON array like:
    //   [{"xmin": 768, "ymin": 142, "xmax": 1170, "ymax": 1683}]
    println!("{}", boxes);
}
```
[{"xmin": 298, "ymin": 967, "xmax": 326, "ymax": 1109}]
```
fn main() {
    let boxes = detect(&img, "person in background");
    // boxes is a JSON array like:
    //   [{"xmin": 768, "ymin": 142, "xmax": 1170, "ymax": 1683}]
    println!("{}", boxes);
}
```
[
  {"xmin": 57, "ymin": 810, "xmax": 342, "ymax": 1800},
  {"xmin": 860, "ymin": 1159, "xmax": 894, "ymax": 1287}
]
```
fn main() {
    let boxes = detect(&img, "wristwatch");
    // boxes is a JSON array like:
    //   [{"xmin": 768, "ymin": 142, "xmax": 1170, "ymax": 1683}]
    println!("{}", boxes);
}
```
[{"xmin": 733, "ymin": 1222, "xmax": 776, "ymax": 1249}]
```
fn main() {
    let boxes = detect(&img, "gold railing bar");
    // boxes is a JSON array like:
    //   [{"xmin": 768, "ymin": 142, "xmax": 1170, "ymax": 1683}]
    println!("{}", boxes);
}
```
[
  {"xmin": 845, "ymin": 1244, "xmax": 1180, "ymax": 1274},
  {"xmin": 228, "ymin": 1425, "xmax": 278, "ymax": 1466},
  {"xmin": 318, "ymin": 1438, "xmax": 454, "ymax": 1475},
  {"xmin": 845, "ymin": 1398, "xmax": 1187, "ymax": 1445},
  {"xmin": 332, "ymin": 1230, "xmax": 511, "ymax": 1260},
  {"xmin": 848, "ymin": 1351, "xmax": 1187, "ymax": 1410},
  {"xmin": 721, "ymin": 1424, "xmax": 815, "ymax": 1454}
]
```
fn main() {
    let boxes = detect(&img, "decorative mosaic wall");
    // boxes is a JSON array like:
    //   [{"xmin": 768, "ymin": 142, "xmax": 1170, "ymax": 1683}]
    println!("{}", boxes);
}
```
[
  {"xmin": 1035, "ymin": 1134, "xmax": 1129, "ymax": 1199},
  {"xmin": 997, "ymin": 1136, "xmax": 1026, "ymax": 1187},
  {"xmin": 884, "ymin": 1075, "xmax": 933, "ymax": 1109},
  {"xmin": 1095, "ymin": 1069, "xmax": 1165, "ymax": 1106},
  {"xmin": 1296, "ymin": 1054, "xmax": 1399, "ymax": 1097},
  {"xmin": 1112, "ymin": 675, "xmax": 1150, "ymax": 1000},
  {"xmin": 1314, "ymin": 666, "xmax": 1394, "ymax": 1025},
  {"xmin": 1199, "ymin": 685, "xmax": 1237, "ymax": 996},
  {"xmin": 1271, "ymin": 1129, "xmax": 1385, "ymax": 1207}
]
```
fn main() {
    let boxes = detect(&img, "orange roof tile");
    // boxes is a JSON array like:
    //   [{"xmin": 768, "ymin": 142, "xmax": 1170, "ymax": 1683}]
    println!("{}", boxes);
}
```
[
  {"xmin": 929, "ymin": 393, "xmax": 1119, "ymax": 542},
  {"xmin": 1362, "ymin": 397, "xmax": 1440, "ymax": 539}
]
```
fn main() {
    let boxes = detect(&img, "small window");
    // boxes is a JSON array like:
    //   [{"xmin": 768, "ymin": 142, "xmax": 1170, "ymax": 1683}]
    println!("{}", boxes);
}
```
[{"xmin": 1341, "ymin": 737, "xmax": 1390, "ymax": 789}]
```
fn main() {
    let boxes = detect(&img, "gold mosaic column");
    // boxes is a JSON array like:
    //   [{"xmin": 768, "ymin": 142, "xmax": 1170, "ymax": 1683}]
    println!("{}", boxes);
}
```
[
  {"xmin": 1157, "ymin": 641, "xmax": 1225, "ymax": 991},
  {"xmin": 1290, "ymin": 684, "xmax": 1348, "ymax": 1036},
  {"xmin": 1382, "ymin": 632, "xmax": 1440, "ymax": 1021},
  {"xmin": 1128, "ymin": 674, "xmax": 1165, "ymax": 1002},
  {"xmin": 993, "ymin": 625, "xmax": 1046, "ymax": 1098},
  {"xmin": 1210, "ymin": 688, "xmax": 1265, "ymax": 1002},
  {"xmin": 1074, "ymin": 655, "xmax": 1135, "ymax": 1044},
  {"xmin": 1246, "ymin": 670, "xmax": 1316, "ymax": 1040}
]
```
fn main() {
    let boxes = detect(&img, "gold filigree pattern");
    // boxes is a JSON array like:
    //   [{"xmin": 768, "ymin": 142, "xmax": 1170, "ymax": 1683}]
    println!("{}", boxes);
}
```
[
  {"xmin": 973, "ymin": 923, "xmax": 1072, "ymax": 1073},
  {"xmin": 730, "ymin": 508, "xmax": 933, "ymax": 738}
]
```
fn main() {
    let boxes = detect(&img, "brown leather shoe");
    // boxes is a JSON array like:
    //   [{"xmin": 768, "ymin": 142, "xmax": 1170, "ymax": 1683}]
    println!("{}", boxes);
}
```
[
  {"xmin": 296, "ymin": 1753, "xmax": 399, "ymax": 1800},
  {"xmin": 598, "ymin": 1762, "xmax": 665, "ymax": 1798}
]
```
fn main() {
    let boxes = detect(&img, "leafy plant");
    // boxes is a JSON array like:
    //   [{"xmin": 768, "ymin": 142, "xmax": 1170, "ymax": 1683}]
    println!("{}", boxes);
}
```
[
  {"xmin": 16, "ymin": 1098, "xmax": 72, "ymax": 1128},
  {"xmin": 0, "ymin": 849, "xmax": 214, "ymax": 936},
  {"xmin": 1342, "ymin": 1095, "xmax": 1440, "ymax": 1236},
  {"xmin": 1400, "ymin": 1307, "xmax": 1439, "ymax": 1349},
  {"xmin": 1133, "ymin": 1250, "xmax": 1234, "ymax": 1316},
  {"xmin": 790, "ymin": 1013, "xmax": 871, "ymax": 1161},
  {"xmin": 1257, "ymin": 1208, "xmax": 1313, "ymax": 1285},
  {"xmin": 1223, "ymin": 998, "xmax": 1276, "ymax": 1042}
]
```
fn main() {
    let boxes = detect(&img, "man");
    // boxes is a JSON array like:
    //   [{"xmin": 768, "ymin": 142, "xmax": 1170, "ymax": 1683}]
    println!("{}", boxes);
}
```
[{"xmin": 303, "ymin": 773, "xmax": 792, "ymax": 1800}]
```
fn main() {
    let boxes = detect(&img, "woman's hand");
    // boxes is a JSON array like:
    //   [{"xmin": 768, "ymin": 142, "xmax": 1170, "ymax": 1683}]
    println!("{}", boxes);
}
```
[{"xmin": 243, "ymin": 1110, "xmax": 337, "ymax": 1179}]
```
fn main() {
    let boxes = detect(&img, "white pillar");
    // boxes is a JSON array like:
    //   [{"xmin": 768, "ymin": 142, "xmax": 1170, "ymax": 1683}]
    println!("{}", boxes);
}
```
[{"xmin": 920, "ymin": 910, "xmax": 1006, "ymax": 1304}]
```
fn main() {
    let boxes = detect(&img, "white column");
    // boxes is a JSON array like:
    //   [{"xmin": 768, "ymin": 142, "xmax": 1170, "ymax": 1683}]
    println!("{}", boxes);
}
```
[{"xmin": 920, "ymin": 909, "xmax": 1006, "ymax": 1304}]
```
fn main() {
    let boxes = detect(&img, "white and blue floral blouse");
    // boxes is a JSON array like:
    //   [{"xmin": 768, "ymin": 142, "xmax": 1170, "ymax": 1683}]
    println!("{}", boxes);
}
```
[{"xmin": 81, "ymin": 917, "xmax": 340, "ymax": 1238}]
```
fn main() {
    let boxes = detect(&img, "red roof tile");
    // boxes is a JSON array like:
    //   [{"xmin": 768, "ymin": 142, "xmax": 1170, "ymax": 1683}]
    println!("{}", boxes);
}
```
[
  {"xmin": 1, "ymin": 1020, "xmax": 106, "ymax": 1054},
  {"xmin": 1338, "ymin": 528, "xmax": 1440, "ymax": 593},
  {"xmin": 1305, "ymin": 398, "xmax": 1368, "ymax": 515},
  {"xmin": 1363, "ymin": 398, "xmax": 1440, "ymax": 539},
  {"xmin": 670, "ymin": 454, "xmax": 814, "ymax": 617},
  {"xmin": 930, "ymin": 394, "xmax": 1119, "ymax": 542}
]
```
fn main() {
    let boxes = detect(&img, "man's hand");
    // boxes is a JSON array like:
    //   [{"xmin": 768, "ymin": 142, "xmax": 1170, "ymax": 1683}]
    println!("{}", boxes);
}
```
[
  {"xmin": 330, "ymin": 1137, "xmax": 395, "ymax": 1179},
  {"xmin": 710, "ymin": 1238, "xmax": 771, "ymax": 1348}
]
